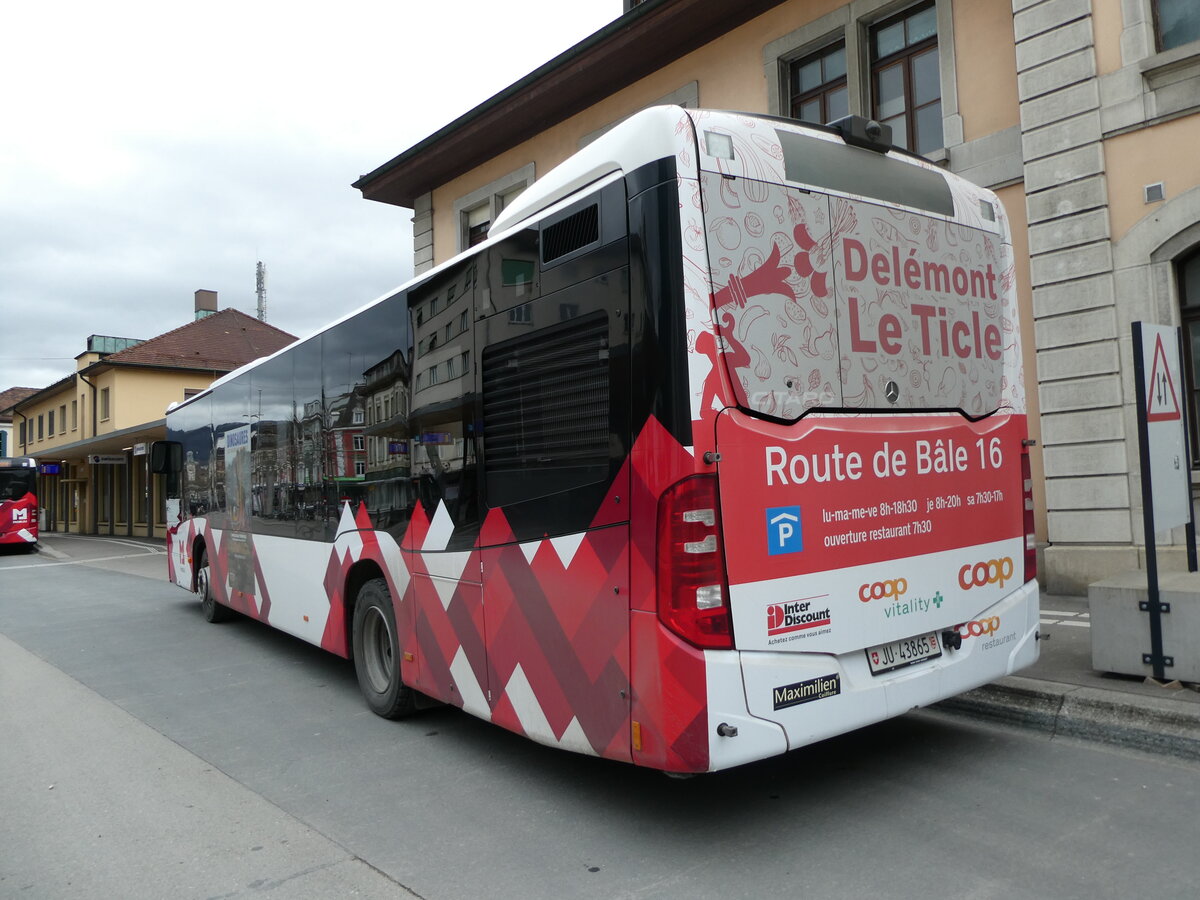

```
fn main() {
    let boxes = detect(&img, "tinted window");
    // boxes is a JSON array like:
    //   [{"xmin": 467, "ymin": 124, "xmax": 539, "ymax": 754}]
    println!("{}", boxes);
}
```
[
  {"xmin": 776, "ymin": 128, "xmax": 953, "ymax": 216},
  {"xmin": 249, "ymin": 353, "xmax": 296, "ymax": 539}
]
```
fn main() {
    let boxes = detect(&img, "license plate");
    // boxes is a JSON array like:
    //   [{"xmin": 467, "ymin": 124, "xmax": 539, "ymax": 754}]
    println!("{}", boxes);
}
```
[{"xmin": 866, "ymin": 631, "xmax": 942, "ymax": 675}]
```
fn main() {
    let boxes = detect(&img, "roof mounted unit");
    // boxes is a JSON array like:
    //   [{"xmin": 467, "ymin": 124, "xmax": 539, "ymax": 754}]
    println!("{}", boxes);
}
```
[{"xmin": 828, "ymin": 116, "xmax": 892, "ymax": 153}]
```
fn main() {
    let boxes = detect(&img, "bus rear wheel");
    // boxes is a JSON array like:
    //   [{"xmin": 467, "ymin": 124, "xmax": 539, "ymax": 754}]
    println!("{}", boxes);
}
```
[
  {"xmin": 352, "ymin": 577, "xmax": 416, "ymax": 719},
  {"xmin": 197, "ymin": 548, "xmax": 232, "ymax": 623}
]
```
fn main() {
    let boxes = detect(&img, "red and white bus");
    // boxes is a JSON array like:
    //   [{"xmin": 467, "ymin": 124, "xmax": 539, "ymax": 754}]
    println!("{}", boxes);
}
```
[
  {"xmin": 160, "ymin": 107, "xmax": 1038, "ymax": 773},
  {"xmin": 0, "ymin": 456, "xmax": 39, "ymax": 549}
]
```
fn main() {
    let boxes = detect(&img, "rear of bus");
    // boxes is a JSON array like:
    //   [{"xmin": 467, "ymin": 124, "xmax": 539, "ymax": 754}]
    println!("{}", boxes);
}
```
[
  {"xmin": 670, "ymin": 111, "xmax": 1038, "ymax": 770},
  {"xmin": 0, "ymin": 457, "xmax": 39, "ymax": 548}
]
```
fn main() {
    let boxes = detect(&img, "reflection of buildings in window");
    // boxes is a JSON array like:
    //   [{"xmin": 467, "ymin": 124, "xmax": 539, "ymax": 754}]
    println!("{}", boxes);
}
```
[
  {"xmin": 870, "ymin": 2, "xmax": 940, "ymax": 155},
  {"xmin": 362, "ymin": 348, "xmax": 411, "ymax": 478}
]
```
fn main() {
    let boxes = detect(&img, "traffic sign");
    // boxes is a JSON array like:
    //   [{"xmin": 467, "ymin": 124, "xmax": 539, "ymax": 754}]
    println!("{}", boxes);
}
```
[
  {"xmin": 1146, "ymin": 332, "xmax": 1182, "ymax": 423},
  {"xmin": 1135, "ymin": 324, "xmax": 1190, "ymax": 532}
]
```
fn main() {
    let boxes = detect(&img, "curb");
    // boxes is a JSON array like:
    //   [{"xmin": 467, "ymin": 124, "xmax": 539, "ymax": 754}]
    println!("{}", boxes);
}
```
[{"xmin": 932, "ymin": 675, "xmax": 1200, "ymax": 762}]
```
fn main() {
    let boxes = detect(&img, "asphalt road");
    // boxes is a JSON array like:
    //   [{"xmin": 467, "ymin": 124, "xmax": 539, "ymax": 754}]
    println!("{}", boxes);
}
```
[{"xmin": 3, "ymin": 536, "xmax": 1199, "ymax": 900}]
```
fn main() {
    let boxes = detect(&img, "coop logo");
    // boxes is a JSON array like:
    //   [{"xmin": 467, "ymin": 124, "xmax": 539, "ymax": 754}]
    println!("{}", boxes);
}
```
[
  {"xmin": 956, "ymin": 617, "xmax": 1001, "ymax": 639},
  {"xmin": 766, "ymin": 599, "xmax": 832, "ymax": 636},
  {"xmin": 958, "ymin": 557, "xmax": 1014, "ymax": 590},
  {"xmin": 859, "ymin": 577, "xmax": 908, "ymax": 602},
  {"xmin": 772, "ymin": 674, "xmax": 841, "ymax": 710},
  {"xmin": 766, "ymin": 506, "xmax": 803, "ymax": 556}
]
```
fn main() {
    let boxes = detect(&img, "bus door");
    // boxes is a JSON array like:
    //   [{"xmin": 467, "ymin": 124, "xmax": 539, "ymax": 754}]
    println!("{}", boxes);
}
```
[
  {"xmin": 403, "ymin": 263, "xmax": 488, "ymax": 716},
  {"xmin": 476, "ymin": 187, "xmax": 635, "ymax": 761}
]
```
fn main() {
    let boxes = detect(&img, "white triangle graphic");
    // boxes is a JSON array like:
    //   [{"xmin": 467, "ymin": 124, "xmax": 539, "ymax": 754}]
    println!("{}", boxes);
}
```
[
  {"xmin": 549, "ymin": 532, "xmax": 586, "ymax": 568},
  {"xmin": 422, "ymin": 501, "xmax": 455, "ymax": 552},
  {"xmin": 430, "ymin": 575, "xmax": 458, "ymax": 611},
  {"xmin": 449, "ymin": 647, "xmax": 490, "ymax": 718}
]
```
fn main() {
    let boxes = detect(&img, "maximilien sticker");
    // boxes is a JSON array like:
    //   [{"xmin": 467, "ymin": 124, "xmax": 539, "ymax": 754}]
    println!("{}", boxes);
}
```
[{"xmin": 772, "ymin": 673, "xmax": 841, "ymax": 711}]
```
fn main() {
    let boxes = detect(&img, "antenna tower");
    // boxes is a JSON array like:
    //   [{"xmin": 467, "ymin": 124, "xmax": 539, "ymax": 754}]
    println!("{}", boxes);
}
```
[{"xmin": 256, "ymin": 261, "xmax": 267, "ymax": 321}]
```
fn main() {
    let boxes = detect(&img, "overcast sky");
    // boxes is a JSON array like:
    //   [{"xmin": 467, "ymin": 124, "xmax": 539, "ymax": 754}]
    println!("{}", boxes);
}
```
[{"xmin": 0, "ymin": 0, "xmax": 619, "ymax": 394}]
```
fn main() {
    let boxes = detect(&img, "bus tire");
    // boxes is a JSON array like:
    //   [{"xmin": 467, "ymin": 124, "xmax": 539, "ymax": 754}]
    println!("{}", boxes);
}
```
[
  {"xmin": 197, "ymin": 547, "xmax": 232, "ymax": 623},
  {"xmin": 352, "ymin": 577, "xmax": 416, "ymax": 719}
]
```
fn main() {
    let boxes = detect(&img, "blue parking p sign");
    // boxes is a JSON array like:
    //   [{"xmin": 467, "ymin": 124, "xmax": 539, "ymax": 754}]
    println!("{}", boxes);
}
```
[{"xmin": 766, "ymin": 506, "xmax": 803, "ymax": 555}]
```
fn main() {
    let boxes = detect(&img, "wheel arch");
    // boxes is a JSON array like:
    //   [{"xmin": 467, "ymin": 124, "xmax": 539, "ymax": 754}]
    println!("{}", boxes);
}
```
[
  {"xmin": 343, "ymin": 558, "xmax": 386, "ymax": 659},
  {"xmin": 190, "ymin": 534, "xmax": 208, "ymax": 593}
]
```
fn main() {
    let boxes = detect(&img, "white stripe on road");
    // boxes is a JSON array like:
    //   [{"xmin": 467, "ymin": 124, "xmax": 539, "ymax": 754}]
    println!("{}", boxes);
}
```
[
  {"xmin": 46, "ymin": 534, "xmax": 164, "ymax": 554},
  {"xmin": 2, "ymin": 553, "xmax": 166, "ymax": 571}
]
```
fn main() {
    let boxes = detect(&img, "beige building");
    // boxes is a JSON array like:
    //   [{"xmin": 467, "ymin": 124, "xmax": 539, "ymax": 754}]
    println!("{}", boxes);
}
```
[
  {"xmin": 354, "ymin": 0, "xmax": 1200, "ymax": 593},
  {"xmin": 7, "ymin": 291, "xmax": 295, "ymax": 538},
  {"xmin": 0, "ymin": 386, "xmax": 38, "ymax": 458}
]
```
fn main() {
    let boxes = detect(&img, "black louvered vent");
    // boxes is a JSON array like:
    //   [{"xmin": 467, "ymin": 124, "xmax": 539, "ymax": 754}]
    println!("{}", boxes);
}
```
[
  {"xmin": 483, "ymin": 311, "xmax": 609, "ymax": 504},
  {"xmin": 541, "ymin": 204, "xmax": 599, "ymax": 264}
]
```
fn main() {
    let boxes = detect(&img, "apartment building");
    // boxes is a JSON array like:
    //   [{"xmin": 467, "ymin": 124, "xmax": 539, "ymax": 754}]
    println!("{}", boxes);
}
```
[{"xmin": 6, "ymin": 291, "xmax": 295, "ymax": 538}]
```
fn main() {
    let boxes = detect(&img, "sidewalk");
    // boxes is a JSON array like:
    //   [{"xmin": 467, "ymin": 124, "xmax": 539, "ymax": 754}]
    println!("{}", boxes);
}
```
[{"xmin": 934, "ymin": 591, "xmax": 1200, "ymax": 761}]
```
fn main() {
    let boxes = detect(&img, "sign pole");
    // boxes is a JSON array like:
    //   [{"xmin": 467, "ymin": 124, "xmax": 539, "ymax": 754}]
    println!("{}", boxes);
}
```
[{"xmin": 1132, "ymin": 322, "xmax": 1168, "ymax": 681}]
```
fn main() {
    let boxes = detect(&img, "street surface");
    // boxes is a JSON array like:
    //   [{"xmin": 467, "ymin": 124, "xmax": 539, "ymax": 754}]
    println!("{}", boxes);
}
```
[{"xmin": 2, "ymin": 535, "xmax": 1198, "ymax": 899}]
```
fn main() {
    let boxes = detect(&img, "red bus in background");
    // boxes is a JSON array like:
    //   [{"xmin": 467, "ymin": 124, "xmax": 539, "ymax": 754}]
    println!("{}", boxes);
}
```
[{"xmin": 0, "ymin": 457, "xmax": 38, "ymax": 549}]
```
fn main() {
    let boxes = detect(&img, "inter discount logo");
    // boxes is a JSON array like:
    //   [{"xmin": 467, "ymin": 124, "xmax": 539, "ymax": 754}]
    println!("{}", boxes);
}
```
[
  {"xmin": 766, "ymin": 599, "xmax": 832, "ymax": 636},
  {"xmin": 958, "ymin": 557, "xmax": 1014, "ymax": 590},
  {"xmin": 859, "ymin": 578, "xmax": 907, "ymax": 602}
]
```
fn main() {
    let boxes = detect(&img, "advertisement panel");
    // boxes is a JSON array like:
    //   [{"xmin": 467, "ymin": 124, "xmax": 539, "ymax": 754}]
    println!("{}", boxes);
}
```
[{"xmin": 718, "ymin": 410, "xmax": 1024, "ymax": 654}]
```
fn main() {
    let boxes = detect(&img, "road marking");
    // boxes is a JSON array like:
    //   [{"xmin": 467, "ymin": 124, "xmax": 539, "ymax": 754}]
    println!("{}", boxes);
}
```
[
  {"xmin": 46, "ymin": 534, "xmax": 164, "ymax": 554},
  {"xmin": 2, "ymin": 553, "xmax": 166, "ymax": 571},
  {"xmin": 1042, "ymin": 609, "xmax": 1087, "ymax": 617}
]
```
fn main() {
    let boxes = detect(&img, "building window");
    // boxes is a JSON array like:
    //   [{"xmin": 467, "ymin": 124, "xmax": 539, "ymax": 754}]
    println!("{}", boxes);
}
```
[
  {"xmin": 100, "ymin": 388, "xmax": 111, "ymax": 421},
  {"xmin": 48, "ymin": 410, "xmax": 55, "ymax": 436},
  {"xmin": 59, "ymin": 404, "xmax": 66, "ymax": 431},
  {"xmin": 460, "ymin": 351, "xmax": 470, "ymax": 377},
  {"xmin": 508, "ymin": 304, "xmax": 532, "ymax": 325},
  {"xmin": 353, "ymin": 434, "xmax": 364, "ymax": 451},
  {"xmin": 19, "ymin": 421, "xmax": 25, "ymax": 445},
  {"xmin": 354, "ymin": 460, "xmax": 365, "ymax": 477},
  {"xmin": 790, "ymin": 41, "xmax": 848, "ymax": 125},
  {"xmin": 352, "ymin": 408, "xmax": 364, "ymax": 425},
  {"xmin": 460, "ymin": 310, "xmax": 469, "ymax": 333},
  {"xmin": 465, "ymin": 205, "xmax": 491, "ymax": 248},
  {"xmin": 1155, "ymin": 0, "xmax": 1200, "ymax": 51},
  {"xmin": 1179, "ymin": 249, "xmax": 1200, "ymax": 466},
  {"xmin": 38, "ymin": 415, "xmax": 44, "ymax": 441},
  {"xmin": 455, "ymin": 163, "xmax": 536, "ymax": 253},
  {"xmin": 870, "ymin": 3, "xmax": 941, "ymax": 155}
]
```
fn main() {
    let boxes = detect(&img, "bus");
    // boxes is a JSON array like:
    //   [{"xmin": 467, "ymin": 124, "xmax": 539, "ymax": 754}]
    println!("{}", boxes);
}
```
[
  {"xmin": 0, "ymin": 456, "xmax": 39, "ymax": 549},
  {"xmin": 158, "ymin": 107, "xmax": 1039, "ymax": 773}
]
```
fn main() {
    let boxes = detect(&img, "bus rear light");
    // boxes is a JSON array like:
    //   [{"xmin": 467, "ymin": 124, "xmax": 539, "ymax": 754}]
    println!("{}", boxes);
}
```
[
  {"xmin": 657, "ymin": 475, "xmax": 733, "ymax": 650},
  {"xmin": 1021, "ymin": 451, "xmax": 1037, "ymax": 584}
]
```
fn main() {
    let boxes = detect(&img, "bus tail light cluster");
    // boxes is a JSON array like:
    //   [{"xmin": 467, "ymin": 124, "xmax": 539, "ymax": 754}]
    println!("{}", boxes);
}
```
[
  {"xmin": 657, "ymin": 475, "xmax": 733, "ymax": 650},
  {"xmin": 1021, "ymin": 448, "xmax": 1037, "ymax": 584}
]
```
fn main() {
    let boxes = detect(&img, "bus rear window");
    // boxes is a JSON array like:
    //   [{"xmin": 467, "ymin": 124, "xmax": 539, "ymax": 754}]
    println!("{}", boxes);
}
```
[{"xmin": 775, "ymin": 129, "xmax": 953, "ymax": 217}]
